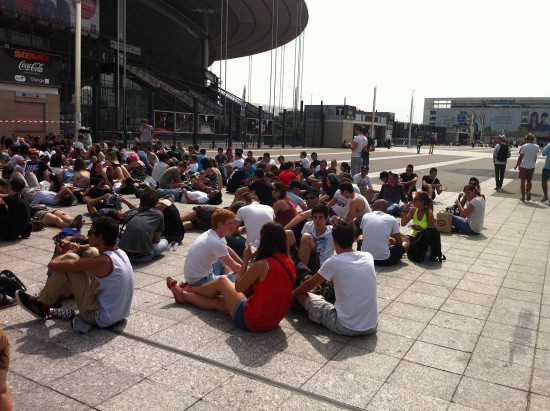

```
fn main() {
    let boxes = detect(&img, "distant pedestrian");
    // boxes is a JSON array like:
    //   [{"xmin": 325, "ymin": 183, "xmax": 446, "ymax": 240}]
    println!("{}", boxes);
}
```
[
  {"xmin": 428, "ymin": 135, "xmax": 437, "ymax": 154},
  {"xmin": 416, "ymin": 137, "xmax": 422, "ymax": 154},
  {"xmin": 541, "ymin": 142, "xmax": 550, "ymax": 204},
  {"xmin": 493, "ymin": 135, "xmax": 511, "ymax": 190},
  {"xmin": 514, "ymin": 133, "xmax": 540, "ymax": 202}
]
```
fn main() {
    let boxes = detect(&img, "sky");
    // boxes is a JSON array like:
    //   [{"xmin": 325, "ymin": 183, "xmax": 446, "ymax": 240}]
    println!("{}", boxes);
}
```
[{"xmin": 211, "ymin": 0, "xmax": 550, "ymax": 123}]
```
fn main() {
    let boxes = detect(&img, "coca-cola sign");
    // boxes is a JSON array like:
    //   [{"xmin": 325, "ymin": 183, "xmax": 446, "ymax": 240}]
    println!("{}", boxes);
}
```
[{"xmin": 0, "ymin": 48, "xmax": 62, "ymax": 87}]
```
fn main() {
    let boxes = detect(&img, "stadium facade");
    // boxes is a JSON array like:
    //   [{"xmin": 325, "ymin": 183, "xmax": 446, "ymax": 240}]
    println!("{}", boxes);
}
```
[{"xmin": 0, "ymin": 0, "xmax": 308, "ymax": 139}]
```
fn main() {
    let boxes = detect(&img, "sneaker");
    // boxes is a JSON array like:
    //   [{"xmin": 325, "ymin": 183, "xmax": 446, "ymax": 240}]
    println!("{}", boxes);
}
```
[
  {"xmin": 72, "ymin": 315, "xmax": 93, "ymax": 334},
  {"xmin": 540, "ymin": 196, "xmax": 549, "ymax": 202},
  {"xmin": 527, "ymin": 192, "xmax": 531, "ymax": 201},
  {"xmin": 162, "ymin": 195, "xmax": 175, "ymax": 203},
  {"xmin": 0, "ymin": 295, "xmax": 18, "ymax": 308},
  {"xmin": 69, "ymin": 214, "xmax": 84, "ymax": 229},
  {"xmin": 46, "ymin": 308, "xmax": 76, "ymax": 320},
  {"xmin": 15, "ymin": 291, "xmax": 47, "ymax": 319},
  {"xmin": 167, "ymin": 241, "xmax": 179, "ymax": 251}
]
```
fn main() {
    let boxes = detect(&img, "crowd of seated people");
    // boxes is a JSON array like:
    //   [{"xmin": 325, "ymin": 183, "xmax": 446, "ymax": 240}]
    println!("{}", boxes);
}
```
[{"xmin": 1, "ymin": 132, "xmax": 484, "ymax": 338}]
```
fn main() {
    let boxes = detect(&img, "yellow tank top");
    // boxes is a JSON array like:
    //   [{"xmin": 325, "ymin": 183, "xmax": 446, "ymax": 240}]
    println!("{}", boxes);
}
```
[{"xmin": 411, "ymin": 208, "xmax": 428, "ymax": 238}]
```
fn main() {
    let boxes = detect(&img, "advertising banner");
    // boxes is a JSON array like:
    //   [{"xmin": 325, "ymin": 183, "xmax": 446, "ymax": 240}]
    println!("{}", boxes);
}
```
[
  {"xmin": 0, "ymin": 0, "xmax": 100, "ymax": 36},
  {"xmin": 198, "ymin": 115, "xmax": 215, "ymax": 134},
  {"xmin": 246, "ymin": 118, "xmax": 259, "ymax": 134},
  {"xmin": 0, "ymin": 48, "xmax": 62, "ymax": 87},
  {"xmin": 175, "ymin": 113, "xmax": 193, "ymax": 133},
  {"xmin": 154, "ymin": 111, "xmax": 175, "ymax": 132}
]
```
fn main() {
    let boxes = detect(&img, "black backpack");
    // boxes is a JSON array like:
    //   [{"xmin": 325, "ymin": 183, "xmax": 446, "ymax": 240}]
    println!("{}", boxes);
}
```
[
  {"xmin": 0, "ymin": 270, "xmax": 26, "ymax": 298},
  {"xmin": 226, "ymin": 169, "xmax": 247, "ymax": 193},
  {"xmin": 408, "ymin": 228, "xmax": 446, "ymax": 263},
  {"xmin": 496, "ymin": 144, "xmax": 509, "ymax": 162}
]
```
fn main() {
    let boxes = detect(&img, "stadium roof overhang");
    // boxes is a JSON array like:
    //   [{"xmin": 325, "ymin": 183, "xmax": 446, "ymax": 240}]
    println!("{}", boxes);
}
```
[{"xmin": 135, "ymin": 0, "xmax": 309, "ymax": 63}]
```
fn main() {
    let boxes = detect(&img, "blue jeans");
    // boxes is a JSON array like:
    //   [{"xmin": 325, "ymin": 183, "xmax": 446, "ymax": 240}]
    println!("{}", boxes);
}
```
[
  {"xmin": 452, "ymin": 215, "xmax": 477, "ymax": 234},
  {"xmin": 386, "ymin": 203, "xmax": 403, "ymax": 217},
  {"xmin": 190, "ymin": 260, "xmax": 237, "ymax": 286},
  {"xmin": 157, "ymin": 188, "xmax": 182, "ymax": 201},
  {"xmin": 232, "ymin": 297, "xmax": 249, "ymax": 330}
]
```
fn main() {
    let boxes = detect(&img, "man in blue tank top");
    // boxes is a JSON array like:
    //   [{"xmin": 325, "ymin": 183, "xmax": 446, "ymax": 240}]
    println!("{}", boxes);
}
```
[{"xmin": 16, "ymin": 217, "xmax": 134, "ymax": 333}]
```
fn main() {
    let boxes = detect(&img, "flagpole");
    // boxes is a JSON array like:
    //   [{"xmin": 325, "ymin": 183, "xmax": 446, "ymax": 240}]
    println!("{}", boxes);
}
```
[{"xmin": 407, "ymin": 90, "xmax": 414, "ymax": 149}]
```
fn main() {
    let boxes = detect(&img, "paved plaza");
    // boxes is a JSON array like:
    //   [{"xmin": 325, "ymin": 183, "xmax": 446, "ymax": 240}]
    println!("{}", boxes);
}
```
[{"xmin": 1, "ymin": 146, "xmax": 549, "ymax": 410}]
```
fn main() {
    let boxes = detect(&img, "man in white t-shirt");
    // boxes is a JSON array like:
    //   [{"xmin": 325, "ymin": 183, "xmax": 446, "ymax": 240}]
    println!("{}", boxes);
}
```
[
  {"xmin": 292, "ymin": 220, "xmax": 377, "ymax": 336},
  {"xmin": 298, "ymin": 151, "xmax": 311, "ymax": 171},
  {"xmin": 138, "ymin": 120, "xmax": 154, "ymax": 147},
  {"xmin": 298, "ymin": 203, "xmax": 335, "ymax": 272},
  {"xmin": 353, "ymin": 165, "xmax": 373, "ymax": 199},
  {"xmin": 349, "ymin": 125, "xmax": 366, "ymax": 175},
  {"xmin": 182, "ymin": 209, "xmax": 242, "ymax": 286},
  {"xmin": 233, "ymin": 192, "xmax": 274, "ymax": 245},
  {"xmin": 514, "ymin": 133, "xmax": 540, "ymax": 201},
  {"xmin": 361, "ymin": 200, "xmax": 405, "ymax": 266}
]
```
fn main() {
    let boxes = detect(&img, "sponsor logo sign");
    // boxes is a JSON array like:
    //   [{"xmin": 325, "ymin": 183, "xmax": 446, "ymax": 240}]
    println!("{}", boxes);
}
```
[{"xmin": 0, "ymin": 49, "xmax": 62, "ymax": 87}]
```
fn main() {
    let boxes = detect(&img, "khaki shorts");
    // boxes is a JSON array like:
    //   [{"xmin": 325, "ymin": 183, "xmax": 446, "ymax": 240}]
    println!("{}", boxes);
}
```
[
  {"xmin": 305, "ymin": 294, "xmax": 377, "ymax": 336},
  {"xmin": 519, "ymin": 167, "xmax": 535, "ymax": 180}
]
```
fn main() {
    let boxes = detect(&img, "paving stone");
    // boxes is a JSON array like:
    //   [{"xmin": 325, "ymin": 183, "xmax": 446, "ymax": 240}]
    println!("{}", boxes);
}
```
[
  {"xmin": 327, "ymin": 345, "xmax": 400, "ymax": 381},
  {"xmin": 456, "ymin": 279, "xmax": 500, "ymax": 296},
  {"xmin": 247, "ymin": 351, "xmax": 323, "ymax": 386},
  {"xmin": 13, "ymin": 385, "xmax": 93, "ymax": 410},
  {"xmin": 502, "ymin": 278, "xmax": 544, "ymax": 293},
  {"xmin": 430, "ymin": 311, "xmax": 485, "ymax": 335},
  {"xmin": 367, "ymin": 383, "xmax": 449, "ymax": 411},
  {"xmin": 416, "ymin": 273, "xmax": 461, "ymax": 288},
  {"xmin": 347, "ymin": 330, "xmax": 415, "ymax": 359},
  {"xmin": 453, "ymin": 376, "xmax": 528, "ymax": 411},
  {"xmin": 203, "ymin": 375, "xmax": 291, "ymax": 409},
  {"xmin": 377, "ymin": 313, "xmax": 427, "ymax": 339},
  {"xmin": 97, "ymin": 379, "xmax": 198, "ymax": 411},
  {"xmin": 474, "ymin": 336, "xmax": 535, "ymax": 367},
  {"xmin": 531, "ymin": 368, "xmax": 550, "ymax": 397},
  {"xmin": 47, "ymin": 361, "xmax": 142, "ymax": 407},
  {"xmin": 466, "ymin": 264, "xmax": 508, "ymax": 278},
  {"xmin": 404, "ymin": 341, "xmax": 470, "ymax": 374},
  {"xmin": 419, "ymin": 324, "xmax": 478, "ymax": 352},
  {"xmin": 278, "ymin": 394, "xmax": 345, "ymax": 410},
  {"xmin": 387, "ymin": 360, "xmax": 461, "ymax": 401},
  {"xmin": 115, "ymin": 311, "xmax": 178, "ymax": 338},
  {"xmin": 301, "ymin": 366, "xmax": 381, "ymax": 408},
  {"xmin": 463, "ymin": 272, "xmax": 504, "ymax": 287},
  {"xmin": 506, "ymin": 271, "xmax": 545, "ymax": 285},
  {"xmin": 498, "ymin": 287, "xmax": 542, "ymax": 304},
  {"xmin": 7, "ymin": 373, "xmax": 40, "ymax": 398},
  {"xmin": 465, "ymin": 353, "xmax": 532, "ymax": 391},
  {"xmin": 440, "ymin": 298, "xmax": 491, "ymax": 320},
  {"xmin": 149, "ymin": 322, "xmax": 223, "ymax": 353},
  {"xmin": 540, "ymin": 304, "xmax": 550, "ymax": 318},
  {"xmin": 377, "ymin": 284, "xmax": 403, "ymax": 301},
  {"xmin": 482, "ymin": 321, "xmax": 537, "ymax": 347},
  {"xmin": 540, "ymin": 317, "xmax": 550, "ymax": 334},
  {"xmin": 407, "ymin": 281, "xmax": 453, "ymax": 298},
  {"xmin": 148, "ymin": 356, "xmax": 234, "ymax": 398},
  {"xmin": 377, "ymin": 275, "xmax": 414, "ymax": 290},
  {"xmin": 383, "ymin": 301, "xmax": 437, "ymax": 323},
  {"xmin": 449, "ymin": 288, "xmax": 496, "ymax": 307},
  {"xmin": 529, "ymin": 394, "xmax": 550, "ymax": 411},
  {"xmin": 193, "ymin": 332, "xmax": 272, "ymax": 367},
  {"xmin": 273, "ymin": 331, "xmax": 344, "ymax": 364},
  {"xmin": 396, "ymin": 289, "xmax": 446, "ymax": 310},
  {"xmin": 143, "ymin": 300, "xmax": 200, "ymax": 323}
]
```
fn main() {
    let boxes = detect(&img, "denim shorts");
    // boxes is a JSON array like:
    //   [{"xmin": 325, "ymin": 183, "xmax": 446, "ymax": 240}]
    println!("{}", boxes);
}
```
[{"xmin": 232, "ymin": 297, "xmax": 249, "ymax": 331}]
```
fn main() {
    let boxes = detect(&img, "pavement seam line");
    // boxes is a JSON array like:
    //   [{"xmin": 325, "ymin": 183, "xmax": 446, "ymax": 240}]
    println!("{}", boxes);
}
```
[{"xmin": 106, "ymin": 327, "xmax": 363, "ymax": 411}]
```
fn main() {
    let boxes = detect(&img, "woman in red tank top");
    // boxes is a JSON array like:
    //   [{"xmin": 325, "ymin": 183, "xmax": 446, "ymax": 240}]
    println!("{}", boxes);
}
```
[
  {"xmin": 168, "ymin": 222, "xmax": 296, "ymax": 332},
  {"xmin": 272, "ymin": 183, "xmax": 298, "ymax": 228}
]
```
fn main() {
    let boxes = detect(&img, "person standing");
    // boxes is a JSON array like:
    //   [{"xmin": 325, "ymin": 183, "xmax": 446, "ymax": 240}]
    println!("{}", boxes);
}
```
[
  {"xmin": 428, "ymin": 134, "xmax": 437, "ymax": 154},
  {"xmin": 361, "ymin": 127, "xmax": 375, "ymax": 168},
  {"xmin": 416, "ymin": 136, "xmax": 422, "ymax": 154},
  {"xmin": 493, "ymin": 135, "xmax": 511, "ymax": 190},
  {"xmin": 540, "ymin": 142, "xmax": 550, "ymax": 203},
  {"xmin": 138, "ymin": 119, "xmax": 154, "ymax": 148},
  {"xmin": 514, "ymin": 133, "xmax": 540, "ymax": 202},
  {"xmin": 348, "ymin": 125, "xmax": 366, "ymax": 175}
]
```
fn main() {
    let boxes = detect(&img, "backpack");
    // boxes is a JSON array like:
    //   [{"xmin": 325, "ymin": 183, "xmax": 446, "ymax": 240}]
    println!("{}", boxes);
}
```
[
  {"xmin": 226, "ymin": 169, "xmax": 247, "ymax": 193},
  {"xmin": 407, "ymin": 228, "xmax": 446, "ymax": 263},
  {"xmin": 97, "ymin": 194, "xmax": 122, "ymax": 211},
  {"xmin": 496, "ymin": 144, "xmax": 509, "ymax": 162},
  {"xmin": 0, "ymin": 270, "xmax": 27, "ymax": 298}
]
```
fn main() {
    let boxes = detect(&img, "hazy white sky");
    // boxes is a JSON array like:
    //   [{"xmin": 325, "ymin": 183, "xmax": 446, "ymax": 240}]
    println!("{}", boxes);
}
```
[{"xmin": 212, "ymin": 0, "xmax": 550, "ymax": 123}]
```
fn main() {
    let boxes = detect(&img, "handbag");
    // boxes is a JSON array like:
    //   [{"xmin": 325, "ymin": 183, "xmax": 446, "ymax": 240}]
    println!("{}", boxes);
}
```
[{"xmin": 436, "ymin": 210, "xmax": 452, "ymax": 233}]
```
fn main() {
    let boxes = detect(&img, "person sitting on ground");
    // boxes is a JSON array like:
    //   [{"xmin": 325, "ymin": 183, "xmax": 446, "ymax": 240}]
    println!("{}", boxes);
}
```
[
  {"xmin": 151, "ymin": 151, "xmax": 170, "ymax": 183},
  {"xmin": 272, "ymin": 182, "xmax": 298, "ymax": 227},
  {"xmin": 287, "ymin": 180, "xmax": 308, "ymax": 211},
  {"xmin": 292, "ymin": 220, "xmax": 378, "ymax": 336},
  {"xmin": 326, "ymin": 182, "xmax": 372, "ymax": 229},
  {"xmin": 158, "ymin": 161, "xmax": 188, "ymax": 189},
  {"xmin": 118, "ymin": 187, "xmax": 169, "ymax": 263},
  {"xmin": 319, "ymin": 173, "xmax": 340, "ymax": 202},
  {"xmin": 452, "ymin": 184, "xmax": 485, "ymax": 235},
  {"xmin": 191, "ymin": 158, "xmax": 219, "ymax": 191},
  {"xmin": 30, "ymin": 204, "xmax": 84, "ymax": 230},
  {"xmin": 167, "ymin": 222, "xmax": 295, "ymax": 332},
  {"xmin": 399, "ymin": 164, "xmax": 418, "ymax": 201},
  {"xmin": 178, "ymin": 208, "xmax": 243, "ymax": 286},
  {"xmin": 124, "ymin": 153, "xmax": 148, "ymax": 182},
  {"xmin": 360, "ymin": 199, "xmax": 405, "ymax": 266},
  {"xmin": 225, "ymin": 149, "xmax": 244, "ymax": 173},
  {"xmin": 422, "ymin": 167, "xmax": 446, "ymax": 200},
  {"xmin": 231, "ymin": 168, "xmax": 274, "ymax": 206},
  {"xmin": 457, "ymin": 177, "xmax": 485, "ymax": 205},
  {"xmin": 307, "ymin": 159, "xmax": 328, "ymax": 189},
  {"xmin": 105, "ymin": 150, "xmax": 131, "ymax": 181},
  {"xmin": 296, "ymin": 203, "xmax": 335, "ymax": 273},
  {"xmin": 353, "ymin": 165, "xmax": 374, "ymax": 200},
  {"xmin": 16, "ymin": 216, "xmax": 134, "ymax": 333},
  {"xmin": 400, "ymin": 191, "xmax": 435, "ymax": 249},
  {"xmin": 233, "ymin": 192, "xmax": 275, "ymax": 246},
  {"xmin": 277, "ymin": 161, "xmax": 298, "ymax": 189},
  {"xmin": 72, "ymin": 158, "xmax": 91, "ymax": 188},
  {"xmin": 0, "ymin": 178, "xmax": 31, "ymax": 240},
  {"xmin": 378, "ymin": 172, "xmax": 409, "ymax": 216}
]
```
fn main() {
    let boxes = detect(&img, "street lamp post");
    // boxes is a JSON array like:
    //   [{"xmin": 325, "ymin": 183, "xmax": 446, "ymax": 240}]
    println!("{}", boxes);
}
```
[
  {"xmin": 407, "ymin": 90, "xmax": 414, "ymax": 149},
  {"xmin": 74, "ymin": 0, "xmax": 82, "ymax": 134}
]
